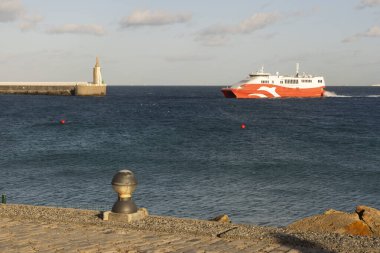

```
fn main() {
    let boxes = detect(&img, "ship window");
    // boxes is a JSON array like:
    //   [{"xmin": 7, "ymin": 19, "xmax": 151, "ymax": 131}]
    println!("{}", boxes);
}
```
[
  {"xmin": 280, "ymin": 81, "xmax": 283, "ymax": 84},
  {"xmin": 287, "ymin": 79, "xmax": 298, "ymax": 84}
]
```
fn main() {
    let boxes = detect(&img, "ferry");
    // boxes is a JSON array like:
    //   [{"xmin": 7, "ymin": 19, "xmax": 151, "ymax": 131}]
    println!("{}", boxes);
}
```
[{"xmin": 221, "ymin": 64, "xmax": 325, "ymax": 98}]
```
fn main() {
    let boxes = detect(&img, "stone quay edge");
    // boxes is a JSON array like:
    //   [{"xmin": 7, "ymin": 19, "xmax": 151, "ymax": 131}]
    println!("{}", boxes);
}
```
[{"xmin": 1, "ymin": 204, "xmax": 380, "ymax": 253}]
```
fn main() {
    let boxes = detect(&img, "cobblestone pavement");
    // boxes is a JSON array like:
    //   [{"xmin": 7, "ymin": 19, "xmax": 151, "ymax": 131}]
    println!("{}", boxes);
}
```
[
  {"xmin": 2, "ymin": 205, "xmax": 380, "ymax": 253},
  {"xmin": 1, "ymin": 217, "xmax": 316, "ymax": 253}
]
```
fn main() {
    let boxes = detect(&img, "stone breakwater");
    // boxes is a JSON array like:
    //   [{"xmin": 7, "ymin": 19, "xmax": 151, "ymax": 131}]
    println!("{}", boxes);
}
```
[
  {"xmin": 0, "ymin": 58, "xmax": 107, "ymax": 96},
  {"xmin": 0, "ymin": 82, "xmax": 106, "ymax": 96},
  {"xmin": 1, "ymin": 204, "xmax": 380, "ymax": 253}
]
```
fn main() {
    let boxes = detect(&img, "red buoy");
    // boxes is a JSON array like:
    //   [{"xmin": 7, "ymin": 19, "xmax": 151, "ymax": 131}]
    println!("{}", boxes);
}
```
[
  {"xmin": 241, "ymin": 123, "xmax": 246, "ymax": 129},
  {"xmin": 59, "ymin": 119, "xmax": 66, "ymax": 125}
]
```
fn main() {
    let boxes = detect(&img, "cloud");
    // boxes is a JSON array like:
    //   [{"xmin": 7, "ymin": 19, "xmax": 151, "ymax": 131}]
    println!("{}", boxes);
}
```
[
  {"xmin": 165, "ymin": 54, "xmax": 214, "ymax": 62},
  {"xmin": 365, "ymin": 25, "xmax": 380, "ymax": 36},
  {"xmin": 46, "ymin": 24, "xmax": 106, "ymax": 36},
  {"xmin": 357, "ymin": 0, "xmax": 380, "ymax": 9},
  {"xmin": 195, "ymin": 12, "xmax": 281, "ymax": 46},
  {"xmin": 120, "ymin": 10, "xmax": 192, "ymax": 28},
  {"xmin": 0, "ymin": 0, "xmax": 43, "ymax": 32},
  {"xmin": 343, "ymin": 25, "xmax": 380, "ymax": 42},
  {"xmin": 0, "ymin": 0, "xmax": 24, "ymax": 22},
  {"xmin": 19, "ymin": 14, "xmax": 43, "ymax": 31}
]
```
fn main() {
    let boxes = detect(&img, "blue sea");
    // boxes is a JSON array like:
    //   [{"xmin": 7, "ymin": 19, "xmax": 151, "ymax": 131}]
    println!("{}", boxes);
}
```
[{"xmin": 0, "ymin": 86, "xmax": 379, "ymax": 226}]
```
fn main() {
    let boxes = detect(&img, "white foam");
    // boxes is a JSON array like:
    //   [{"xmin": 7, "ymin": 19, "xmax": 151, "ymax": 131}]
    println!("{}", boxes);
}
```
[{"xmin": 323, "ymin": 91, "xmax": 351, "ymax": 97}]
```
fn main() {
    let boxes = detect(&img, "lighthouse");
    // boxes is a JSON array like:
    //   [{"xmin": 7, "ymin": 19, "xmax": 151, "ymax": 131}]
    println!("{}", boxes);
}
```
[{"xmin": 93, "ymin": 57, "xmax": 103, "ymax": 85}]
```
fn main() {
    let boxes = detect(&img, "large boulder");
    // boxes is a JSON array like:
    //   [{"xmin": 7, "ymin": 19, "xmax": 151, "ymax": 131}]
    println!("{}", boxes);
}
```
[
  {"xmin": 287, "ymin": 209, "xmax": 373, "ymax": 237},
  {"xmin": 356, "ymin": 205, "xmax": 380, "ymax": 237}
]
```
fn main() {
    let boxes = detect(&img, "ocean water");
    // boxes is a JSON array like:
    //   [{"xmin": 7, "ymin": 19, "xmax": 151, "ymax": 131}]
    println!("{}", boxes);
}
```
[{"xmin": 0, "ymin": 86, "xmax": 379, "ymax": 226}]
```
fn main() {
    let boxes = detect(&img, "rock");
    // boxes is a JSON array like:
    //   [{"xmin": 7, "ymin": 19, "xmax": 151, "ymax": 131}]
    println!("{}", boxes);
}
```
[
  {"xmin": 287, "ymin": 211, "xmax": 372, "ymax": 237},
  {"xmin": 356, "ymin": 205, "xmax": 380, "ymax": 237},
  {"xmin": 324, "ymin": 209, "xmax": 345, "ymax": 215},
  {"xmin": 210, "ymin": 214, "xmax": 231, "ymax": 223}
]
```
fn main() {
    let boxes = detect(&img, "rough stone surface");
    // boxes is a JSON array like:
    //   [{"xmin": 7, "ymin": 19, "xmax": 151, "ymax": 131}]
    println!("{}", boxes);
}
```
[
  {"xmin": 75, "ymin": 84, "xmax": 106, "ymax": 96},
  {"xmin": 0, "ymin": 84, "xmax": 75, "ymax": 95},
  {"xmin": 0, "ymin": 83, "xmax": 106, "ymax": 96},
  {"xmin": 210, "ymin": 214, "xmax": 231, "ymax": 223},
  {"xmin": 1, "ymin": 204, "xmax": 380, "ymax": 252},
  {"xmin": 103, "ymin": 208, "xmax": 149, "ymax": 222},
  {"xmin": 287, "ymin": 211, "xmax": 372, "ymax": 236},
  {"xmin": 324, "ymin": 209, "xmax": 345, "ymax": 215},
  {"xmin": 356, "ymin": 205, "xmax": 380, "ymax": 237}
]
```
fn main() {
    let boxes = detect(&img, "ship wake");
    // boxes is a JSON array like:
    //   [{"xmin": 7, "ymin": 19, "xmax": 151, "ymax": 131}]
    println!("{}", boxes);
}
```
[
  {"xmin": 323, "ymin": 91, "xmax": 351, "ymax": 97},
  {"xmin": 324, "ymin": 90, "xmax": 380, "ymax": 98}
]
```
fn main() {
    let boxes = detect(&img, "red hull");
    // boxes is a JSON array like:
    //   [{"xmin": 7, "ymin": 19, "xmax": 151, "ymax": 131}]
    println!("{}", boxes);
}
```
[{"xmin": 221, "ymin": 84, "xmax": 325, "ymax": 99}]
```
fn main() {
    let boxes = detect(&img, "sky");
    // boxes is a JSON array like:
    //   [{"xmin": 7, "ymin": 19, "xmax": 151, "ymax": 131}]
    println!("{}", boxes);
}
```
[{"xmin": 0, "ymin": 0, "xmax": 379, "ymax": 86}]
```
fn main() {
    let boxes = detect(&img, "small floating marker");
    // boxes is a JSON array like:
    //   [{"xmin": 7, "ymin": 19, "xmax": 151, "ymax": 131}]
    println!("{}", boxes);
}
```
[
  {"xmin": 59, "ymin": 119, "xmax": 66, "ymax": 125},
  {"xmin": 241, "ymin": 123, "xmax": 246, "ymax": 129}
]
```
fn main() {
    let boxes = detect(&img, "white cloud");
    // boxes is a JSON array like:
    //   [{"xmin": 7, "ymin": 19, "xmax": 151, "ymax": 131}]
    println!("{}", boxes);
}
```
[
  {"xmin": 19, "ymin": 14, "xmax": 43, "ymax": 31},
  {"xmin": 365, "ymin": 25, "xmax": 380, "ymax": 36},
  {"xmin": 0, "ymin": 0, "xmax": 23, "ymax": 22},
  {"xmin": 342, "ymin": 36, "xmax": 358, "ymax": 43},
  {"xmin": 120, "ymin": 10, "xmax": 192, "ymax": 28},
  {"xmin": 196, "ymin": 12, "xmax": 281, "ymax": 46},
  {"xmin": 46, "ymin": 24, "xmax": 106, "ymax": 36},
  {"xmin": 239, "ymin": 13, "xmax": 282, "ymax": 33},
  {"xmin": 357, "ymin": 0, "xmax": 380, "ymax": 9},
  {"xmin": 0, "ymin": 0, "xmax": 43, "ymax": 32},
  {"xmin": 165, "ymin": 54, "xmax": 214, "ymax": 62},
  {"xmin": 343, "ymin": 25, "xmax": 380, "ymax": 42}
]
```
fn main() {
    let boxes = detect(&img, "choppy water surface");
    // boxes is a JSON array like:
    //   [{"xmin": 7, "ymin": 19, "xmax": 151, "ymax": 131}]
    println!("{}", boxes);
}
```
[{"xmin": 0, "ymin": 86, "xmax": 379, "ymax": 226}]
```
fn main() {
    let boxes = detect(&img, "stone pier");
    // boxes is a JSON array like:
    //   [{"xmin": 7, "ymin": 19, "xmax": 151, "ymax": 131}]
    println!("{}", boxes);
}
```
[{"xmin": 0, "ymin": 57, "xmax": 107, "ymax": 96}]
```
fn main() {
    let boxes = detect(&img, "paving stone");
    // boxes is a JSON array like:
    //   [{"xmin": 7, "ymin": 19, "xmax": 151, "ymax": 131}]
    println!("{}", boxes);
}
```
[
  {"xmin": 287, "ymin": 249, "xmax": 302, "ymax": 253},
  {"xmin": 1, "ymin": 206, "xmax": 379, "ymax": 253}
]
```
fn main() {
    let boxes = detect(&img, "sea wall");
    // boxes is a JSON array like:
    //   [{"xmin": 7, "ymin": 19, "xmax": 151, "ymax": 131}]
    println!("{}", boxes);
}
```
[
  {"xmin": 75, "ymin": 84, "xmax": 106, "ymax": 96},
  {"xmin": 0, "ymin": 82, "xmax": 106, "ymax": 96}
]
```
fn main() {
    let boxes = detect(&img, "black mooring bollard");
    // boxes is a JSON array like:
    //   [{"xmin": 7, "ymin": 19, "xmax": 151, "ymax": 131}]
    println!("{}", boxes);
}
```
[{"xmin": 1, "ymin": 194, "xmax": 6, "ymax": 204}]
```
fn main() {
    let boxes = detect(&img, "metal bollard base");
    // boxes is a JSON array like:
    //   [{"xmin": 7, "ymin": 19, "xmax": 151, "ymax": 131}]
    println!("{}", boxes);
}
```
[{"xmin": 102, "ymin": 208, "xmax": 148, "ymax": 222}]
